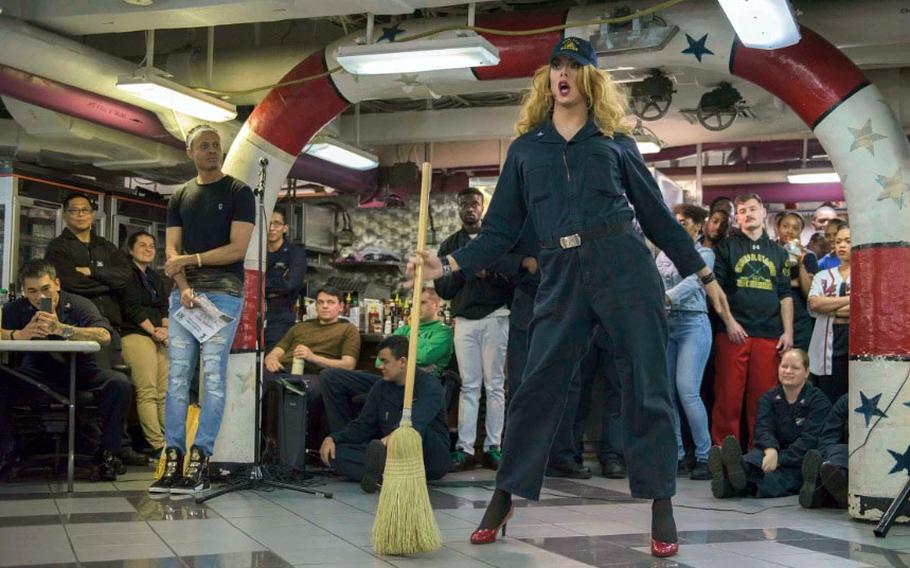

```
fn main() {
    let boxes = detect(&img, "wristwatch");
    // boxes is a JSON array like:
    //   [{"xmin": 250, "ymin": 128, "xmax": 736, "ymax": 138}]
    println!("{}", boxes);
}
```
[{"xmin": 60, "ymin": 325, "xmax": 75, "ymax": 340}]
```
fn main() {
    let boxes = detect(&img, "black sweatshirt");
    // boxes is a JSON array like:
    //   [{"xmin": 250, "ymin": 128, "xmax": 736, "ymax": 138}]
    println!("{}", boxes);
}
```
[
  {"xmin": 714, "ymin": 230, "xmax": 792, "ymax": 338},
  {"xmin": 753, "ymin": 383, "xmax": 832, "ymax": 468},
  {"xmin": 117, "ymin": 264, "xmax": 171, "ymax": 338},
  {"xmin": 435, "ymin": 228, "xmax": 519, "ymax": 320},
  {"xmin": 45, "ymin": 228, "xmax": 133, "ymax": 328},
  {"xmin": 330, "ymin": 370, "xmax": 448, "ymax": 451}
]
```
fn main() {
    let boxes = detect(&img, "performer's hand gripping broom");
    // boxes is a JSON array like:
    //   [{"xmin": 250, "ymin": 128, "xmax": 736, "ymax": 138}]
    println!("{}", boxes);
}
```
[{"xmin": 371, "ymin": 162, "xmax": 442, "ymax": 556}]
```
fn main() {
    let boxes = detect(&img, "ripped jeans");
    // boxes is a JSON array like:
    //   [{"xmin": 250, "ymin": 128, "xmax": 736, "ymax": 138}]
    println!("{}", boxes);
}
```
[{"xmin": 164, "ymin": 291, "xmax": 243, "ymax": 456}]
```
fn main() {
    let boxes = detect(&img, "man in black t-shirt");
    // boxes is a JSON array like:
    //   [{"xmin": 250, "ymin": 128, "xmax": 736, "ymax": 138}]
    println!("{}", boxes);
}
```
[
  {"xmin": 0, "ymin": 260, "xmax": 133, "ymax": 480},
  {"xmin": 150, "ymin": 125, "xmax": 255, "ymax": 495},
  {"xmin": 711, "ymin": 194, "xmax": 793, "ymax": 448}
]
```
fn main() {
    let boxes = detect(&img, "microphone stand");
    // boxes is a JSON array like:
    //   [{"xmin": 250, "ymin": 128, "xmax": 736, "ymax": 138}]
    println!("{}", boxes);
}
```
[{"xmin": 198, "ymin": 157, "xmax": 331, "ymax": 503}]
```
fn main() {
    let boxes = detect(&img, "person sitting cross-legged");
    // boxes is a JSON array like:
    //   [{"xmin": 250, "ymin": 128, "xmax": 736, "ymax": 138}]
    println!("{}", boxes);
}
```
[
  {"xmin": 709, "ymin": 348, "xmax": 830, "ymax": 499},
  {"xmin": 318, "ymin": 335, "xmax": 451, "ymax": 493},
  {"xmin": 319, "ymin": 286, "xmax": 453, "ymax": 434}
]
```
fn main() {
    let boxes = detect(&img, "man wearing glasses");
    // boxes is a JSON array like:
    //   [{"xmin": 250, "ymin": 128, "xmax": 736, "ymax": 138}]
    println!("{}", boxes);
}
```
[
  {"xmin": 264, "ymin": 209, "xmax": 307, "ymax": 350},
  {"xmin": 46, "ymin": 195, "xmax": 148, "ymax": 468},
  {"xmin": 46, "ymin": 194, "xmax": 133, "ymax": 338}
]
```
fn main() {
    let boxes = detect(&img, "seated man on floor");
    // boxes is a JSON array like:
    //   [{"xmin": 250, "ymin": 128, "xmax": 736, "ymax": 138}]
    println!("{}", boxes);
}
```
[
  {"xmin": 799, "ymin": 392, "xmax": 848, "ymax": 509},
  {"xmin": 319, "ymin": 335, "xmax": 451, "ymax": 493},
  {"xmin": 320, "ymin": 286, "xmax": 453, "ymax": 433},
  {"xmin": 263, "ymin": 286, "xmax": 360, "ymax": 445},
  {"xmin": 0, "ymin": 260, "xmax": 133, "ymax": 480}
]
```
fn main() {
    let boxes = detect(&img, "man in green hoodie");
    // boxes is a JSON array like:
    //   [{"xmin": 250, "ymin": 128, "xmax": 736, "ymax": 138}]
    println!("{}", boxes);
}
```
[{"xmin": 319, "ymin": 286, "xmax": 453, "ymax": 433}]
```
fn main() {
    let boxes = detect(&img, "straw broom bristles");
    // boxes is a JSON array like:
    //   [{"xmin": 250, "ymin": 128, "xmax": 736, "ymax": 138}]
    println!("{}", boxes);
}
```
[{"xmin": 371, "ymin": 161, "xmax": 441, "ymax": 556}]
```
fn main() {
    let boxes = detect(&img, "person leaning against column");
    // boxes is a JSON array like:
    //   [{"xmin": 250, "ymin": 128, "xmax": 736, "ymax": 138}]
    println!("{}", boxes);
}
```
[
  {"xmin": 148, "ymin": 124, "xmax": 255, "ymax": 496},
  {"xmin": 117, "ymin": 230, "xmax": 170, "ymax": 460}
]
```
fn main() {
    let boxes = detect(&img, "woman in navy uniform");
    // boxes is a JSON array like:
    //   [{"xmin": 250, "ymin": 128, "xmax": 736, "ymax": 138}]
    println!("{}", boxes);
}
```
[
  {"xmin": 708, "ymin": 348, "xmax": 831, "ymax": 499},
  {"xmin": 408, "ymin": 36, "xmax": 731, "ymax": 558}
]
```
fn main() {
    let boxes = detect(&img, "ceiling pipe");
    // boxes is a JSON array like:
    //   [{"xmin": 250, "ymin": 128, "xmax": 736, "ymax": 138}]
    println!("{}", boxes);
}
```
[{"xmin": 0, "ymin": 64, "xmax": 181, "ymax": 148}]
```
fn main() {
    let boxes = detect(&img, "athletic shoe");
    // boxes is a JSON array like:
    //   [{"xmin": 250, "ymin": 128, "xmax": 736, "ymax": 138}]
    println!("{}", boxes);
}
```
[
  {"xmin": 689, "ymin": 460, "xmax": 711, "ymax": 481},
  {"xmin": 450, "ymin": 450, "xmax": 476, "ymax": 472},
  {"xmin": 482, "ymin": 447, "xmax": 502, "ymax": 471},
  {"xmin": 821, "ymin": 462, "xmax": 849, "ymax": 509},
  {"xmin": 170, "ymin": 445, "xmax": 210, "ymax": 495},
  {"xmin": 799, "ymin": 449, "xmax": 824, "ymax": 509},
  {"xmin": 148, "ymin": 447, "xmax": 184, "ymax": 494},
  {"xmin": 601, "ymin": 457, "xmax": 627, "ymax": 479},
  {"xmin": 720, "ymin": 436, "xmax": 746, "ymax": 492}
]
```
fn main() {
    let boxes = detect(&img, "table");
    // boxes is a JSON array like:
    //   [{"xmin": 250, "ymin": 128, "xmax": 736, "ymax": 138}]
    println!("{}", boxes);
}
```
[{"xmin": 0, "ymin": 340, "xmax": 100, "ymax": 493}]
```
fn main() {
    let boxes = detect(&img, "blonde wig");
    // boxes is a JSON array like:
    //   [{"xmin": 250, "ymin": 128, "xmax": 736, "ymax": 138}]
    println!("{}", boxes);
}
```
[{"xmin": 515, "ymin": 63, "xmax": 632, "ymax": 137}]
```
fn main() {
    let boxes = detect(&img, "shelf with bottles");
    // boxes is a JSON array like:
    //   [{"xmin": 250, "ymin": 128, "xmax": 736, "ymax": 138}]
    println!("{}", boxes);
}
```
[{"xmin": 331, "ymin": 261, "xmax": 402, "ymax": 270}]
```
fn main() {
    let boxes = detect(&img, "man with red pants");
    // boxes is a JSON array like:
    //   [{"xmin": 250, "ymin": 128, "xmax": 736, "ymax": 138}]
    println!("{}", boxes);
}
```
[{"xmin": 711, "ymin": 194, "xmax": 793, "ymax": 446}]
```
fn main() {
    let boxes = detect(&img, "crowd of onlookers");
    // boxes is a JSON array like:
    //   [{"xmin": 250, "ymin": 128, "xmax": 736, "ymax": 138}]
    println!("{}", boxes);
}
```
[{"xmin": 0, "ymin": 187, "xmax": 853, "ymax": 508}]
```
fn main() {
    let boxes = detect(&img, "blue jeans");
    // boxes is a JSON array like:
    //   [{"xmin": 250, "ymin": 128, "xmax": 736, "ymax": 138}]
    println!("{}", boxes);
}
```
[
  {"xmin": 666, "ymin": 311, "xmax": 712, "ymax": 462},
  {"xmin": 164, "ymin": 291, "xmax": 243, "ymax": 455}
]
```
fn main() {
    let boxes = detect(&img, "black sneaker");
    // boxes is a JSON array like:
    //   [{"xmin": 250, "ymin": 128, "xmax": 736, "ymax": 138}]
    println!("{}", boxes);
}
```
[
  {"xmin": 720, "ymin": 436, "xmax": 746, "ymax": 492},
  {"xmin": 148, "ymin": 447, "xmax": 184, "ymax": 494},
  {"xmin": 360, "ymin": 440, "xmax": 386, "ymax": 494},
  {"xmin": 482, "ymin": 447, "xmax": 502, "ymax": 471},
  {"xmin": 91, "ymin": 451, "xmax": 117, "ymax": 482},
  {"xmin": 799, "ymin": 450, "xmax": 824, "ymax": 509},
  {"xmin": 171, "ymin": 445, "xmax": 210, "ymax": 495},
  {"xmin": 546, "ymin": 462, "xmax": 592, "ymax": 479},
  {"xmin": 821, "ymin": 462, "xmax": 849, "ymax": 509},
  {"xmin": 601, "ymin": 457, "xmax": 627, "ymax": 479},
  {"xmin": 689, "ymin": 460, "xmax": 711, "ymax": 481}
]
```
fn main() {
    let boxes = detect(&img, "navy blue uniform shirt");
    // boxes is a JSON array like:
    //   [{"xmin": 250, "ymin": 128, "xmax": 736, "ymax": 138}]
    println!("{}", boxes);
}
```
[
  {"xmin": 265, "ymin": 239, "xmax": 307, "ymax": 312},
  {"xmin": 452, "ymin": 119, "xmax": 705, "ymax": 278},
  {"xmin": 1, "ymin": 291, "xmax": 113, "ymax": 376}
]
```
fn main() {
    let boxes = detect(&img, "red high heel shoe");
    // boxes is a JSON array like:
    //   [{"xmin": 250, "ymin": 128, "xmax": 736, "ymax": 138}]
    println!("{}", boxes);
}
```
[
  {"xmin": 650, "ymin": 539, "xmax": 679, "ymax": 558},
  {"xmin": 470, "ymin": 505, "xmax": 514, "ymax": 545}
]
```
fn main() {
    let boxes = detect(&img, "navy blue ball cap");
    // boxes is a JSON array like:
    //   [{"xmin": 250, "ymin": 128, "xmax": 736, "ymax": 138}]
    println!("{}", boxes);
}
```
[{"xmin": 549, "ymin": 36, "xmax": 598, "ymax": 67}]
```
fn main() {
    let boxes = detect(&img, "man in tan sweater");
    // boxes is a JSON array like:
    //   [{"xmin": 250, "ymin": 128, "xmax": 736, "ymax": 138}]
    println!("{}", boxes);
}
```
[{"xmin": 264, "ymin": 286, "xmax": 361, "ymax": 448}]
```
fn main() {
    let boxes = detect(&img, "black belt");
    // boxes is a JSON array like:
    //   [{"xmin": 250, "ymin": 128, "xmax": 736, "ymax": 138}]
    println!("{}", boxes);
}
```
[{"xmin": 539, "ymin": 219, "xmax": 633, "ymax": 250}]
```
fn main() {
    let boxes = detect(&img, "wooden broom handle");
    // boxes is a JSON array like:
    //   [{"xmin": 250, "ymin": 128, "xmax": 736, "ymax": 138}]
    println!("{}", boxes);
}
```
[{"xmin": 403, "ymin": 162, "xmax": 432, "ymax": 413}]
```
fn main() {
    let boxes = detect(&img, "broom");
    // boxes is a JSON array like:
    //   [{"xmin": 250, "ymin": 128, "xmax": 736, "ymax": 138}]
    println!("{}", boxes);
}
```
[{"xmin": 371, "ymin": 161, "xmax": 442, "ymax": 556}]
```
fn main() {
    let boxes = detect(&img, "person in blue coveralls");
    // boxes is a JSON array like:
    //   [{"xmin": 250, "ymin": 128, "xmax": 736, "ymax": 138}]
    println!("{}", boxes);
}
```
[
  {"xmin": 264, "ymin": 209, "xmax": 307, "ymax": 350},
  {"xmin": 406, "ymin": 37, "xmax": 733, "ymax": 557}
]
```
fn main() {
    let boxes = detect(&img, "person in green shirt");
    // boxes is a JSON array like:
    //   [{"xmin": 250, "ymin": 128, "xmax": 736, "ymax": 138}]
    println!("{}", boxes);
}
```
[{"xmin": 319, "ymin": 286, "xmax": 454, "ymax": 433}]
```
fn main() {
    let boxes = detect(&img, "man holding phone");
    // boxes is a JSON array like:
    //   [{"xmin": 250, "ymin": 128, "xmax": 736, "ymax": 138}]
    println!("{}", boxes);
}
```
[{"xmin": 0, "ymin": 260, "xmax": 133, "ymax": 480}]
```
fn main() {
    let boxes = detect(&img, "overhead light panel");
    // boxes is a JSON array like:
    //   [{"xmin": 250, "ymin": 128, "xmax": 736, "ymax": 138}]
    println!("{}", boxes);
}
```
[
  {"xmin": 335, "ymin": 35, "xmax": 500, "ymax": 75},
  {"xmin": 116, "ymin": 69, "xmax": 237, "ymax": 122},
  {"xmin": 632, "ymin": 122, "xmax": 663, "ymax": 155},
  {"xmin": 787, "ymin": 168, "xmax": 840, "ymax": 184},
  {"xmin": 717, "ymin": 0, "xmax": 801, "ymax": 50},
  {"xmin": 304, "ymin": 135, "xmax": 378, "ymax": 170}
]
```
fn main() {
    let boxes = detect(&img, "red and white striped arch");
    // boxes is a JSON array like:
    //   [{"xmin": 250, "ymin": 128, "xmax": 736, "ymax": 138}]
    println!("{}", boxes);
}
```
[{"xmin": 215, "ymin": 4, "xmax": 910, "ymax": 522}]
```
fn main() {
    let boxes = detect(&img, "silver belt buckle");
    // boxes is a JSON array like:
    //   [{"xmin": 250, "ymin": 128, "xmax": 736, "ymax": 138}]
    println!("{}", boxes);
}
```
[{"xmin": 559, "ymin": 233, "xmax": 582, "ymax": 249}]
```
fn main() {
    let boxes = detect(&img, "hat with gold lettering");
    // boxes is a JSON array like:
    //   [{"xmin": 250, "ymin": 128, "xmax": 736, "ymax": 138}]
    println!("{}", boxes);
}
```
[{"xmin": 549, "ymin": 36, "xmax": 598, "ymax": 67}]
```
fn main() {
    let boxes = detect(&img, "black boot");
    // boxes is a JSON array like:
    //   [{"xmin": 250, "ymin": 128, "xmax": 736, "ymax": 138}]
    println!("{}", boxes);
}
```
[
  {"xmin": 171, "ymin": 445, "xmax": 210, "ymax": 495},
  {"xmin": 601, "ymin": 456, "xmax": 627, "ymax": 479},
  {"xmin": 720, "ymin": 436, "xmax": 746, "ymax": 492},
  {"xmin": 148, "ymin": 447, "xmax": 184, "ymax": 494},
  {"xmin": 546, "ymin": 461, "xmax": 592, "ymax": 479},
  {"xmin": 91, "ymin": 450, "xmax": 117, "ymax": 482},
  {"xmin": 360, "ymin": 440, "xmax": 386, "ymax": 494},
  {"xmin": 821, "ymin": 462, "xmax": 849, "ymax": 509},
  {"xmin": 799, "ymin": 450, "xmax": 825, "ymax": 509}
]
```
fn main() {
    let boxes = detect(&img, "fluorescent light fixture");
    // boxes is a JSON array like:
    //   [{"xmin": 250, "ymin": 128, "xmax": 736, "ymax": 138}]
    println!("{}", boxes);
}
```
[
  {"xmin": 304, "ymin": 135, "xmax": 378, "ymax": 170},
  {"xmin": 117, "ymin": 68, "xmax": 237, "ymax": 122},
  {"xmin": 632, "ymin": 125, "xmax": 662, "ymax": 155},
  {"xmin": 335, "ymin": 35, "xmax": 500, "ymax": 75},
  {"xmin": 717, "ymin": 0, "xmax": 801, "ymax": 50},
  {"xmin": 787, "ymin": 168, "xmax": 840, "ymax": 184}
]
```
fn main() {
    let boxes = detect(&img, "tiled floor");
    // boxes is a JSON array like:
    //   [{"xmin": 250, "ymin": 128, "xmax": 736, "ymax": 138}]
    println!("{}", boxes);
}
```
[{"xmin": 1, "ymin": 465, "xmax": 909, "ymax": 567}]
